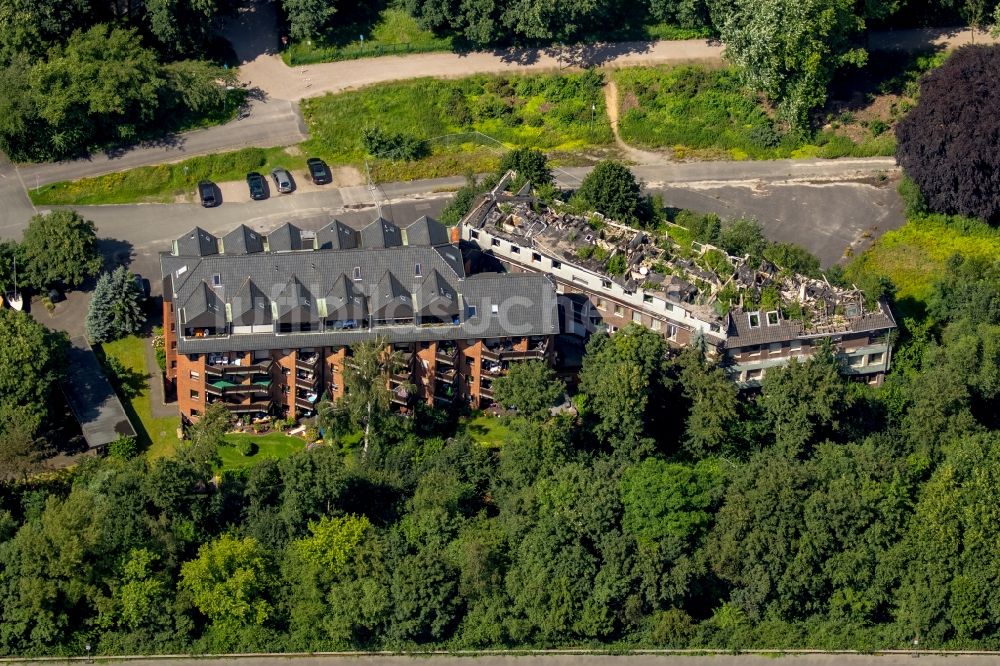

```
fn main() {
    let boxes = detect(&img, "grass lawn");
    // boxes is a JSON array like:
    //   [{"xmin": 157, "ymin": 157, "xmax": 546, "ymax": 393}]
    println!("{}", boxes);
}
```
[
  {"xmin": 217, "ymin": 433, "xmax": 306, "ymax": 471},
  {"xmin": 31, "ymin": 146, "xmax": 300, "ymax": 206},
  {"xmin": 301, "ymin": 71, "xmax": 613, "ymax": 180},
  {"xmin": 846, "ymin": 214, "xmax": 1000, "ymax": 318},
  {"xmin": 613, "ymin": 52, "xmax": 945, "ymax": 160},
  {"xmin": 98, "ymin": 335, "xmax": 179, "ymax": 460},
  {"xmin": 460, "ymin": 412, "xmax": 512, "ymax": 448},
  {"xmin": 285, "ymin": 9, "xmax": 452, "ymax": 65}
]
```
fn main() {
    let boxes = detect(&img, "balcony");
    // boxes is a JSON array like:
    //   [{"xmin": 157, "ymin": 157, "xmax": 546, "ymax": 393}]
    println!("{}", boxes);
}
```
[
  {"xmin": 221, "ymin": 401, "xmax": 272, "ymax": 414},
  {"xmin": 480, "ymin": 346, "xmax": 501, "ymax": 362},
  {"xmin": 503, "ymin": 348, "xmax": 547, "ymax": 361},
  {"xmin": 206, "ymin": 357, "xmax": 273, "ymax": 374},
  {"xmin": 435, "ymin": 366, "xmax": 457, "ymax": 383},
  {"xmin": 296, "ymin": 353, "xmax": 320, "ymax": 372},
  {"xmin": 391, "ymin": 385, "xmax": 412, "ymax": 406},
  {"xmin": 478, "ymin": 384, "xmax": 494, "ymax": 399},
  {"xmin": 295, "ymin": 390, "xmax": 320, "ymax": 411},
  {"xmin": 436, "ymin": 346, "xmax": 459, "ymax": 365},
  {"xmin": 296, "ymin": 370, "xmax": 319, "ymax": 386}
]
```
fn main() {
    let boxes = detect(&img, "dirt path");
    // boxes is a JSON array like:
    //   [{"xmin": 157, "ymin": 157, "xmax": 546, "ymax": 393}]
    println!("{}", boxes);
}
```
[{"xmin": 604, "ymin": 79, "xmax": 672, "ymax": 165}]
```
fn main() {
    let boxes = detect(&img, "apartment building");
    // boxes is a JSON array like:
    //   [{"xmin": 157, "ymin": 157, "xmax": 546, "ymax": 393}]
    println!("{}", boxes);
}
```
[
  {"xmin": 461, "ymin": 174, "xmax": 896, "ymax": 387},
  {"xmin": 160, "ymin": 216, "xmax": 558, "ymax": 422}
]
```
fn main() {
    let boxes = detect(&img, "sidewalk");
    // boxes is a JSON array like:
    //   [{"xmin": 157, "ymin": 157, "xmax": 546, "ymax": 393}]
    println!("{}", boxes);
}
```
[{"xmin": 142, "ymin": 334, "xmax": 175, "ymax": 419}]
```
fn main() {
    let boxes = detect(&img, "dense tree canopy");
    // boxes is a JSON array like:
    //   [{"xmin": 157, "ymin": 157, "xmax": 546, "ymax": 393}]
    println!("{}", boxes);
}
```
[
  {"xmin": 20, "ymin": 211, "xmax": 101, "ymax": 289},
  {"xmin": 896, "ymin": 45, "xmax": 1000, "ymax": 224},
  {"xmin": 574, "ymin": 160, "xmax": 644, "ymax": 224},
  {"xmin": 86, "ymin": 266, "xmax": 147, "ymax": 343}
]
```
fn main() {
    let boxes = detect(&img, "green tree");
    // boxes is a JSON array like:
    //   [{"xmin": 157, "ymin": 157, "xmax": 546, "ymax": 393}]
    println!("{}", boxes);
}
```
[
  {"xmin": 179, "ymin": 402, "xmax": 229, "ymax": 470},
  {"xmin": 284, "ymin": 0, "xmax": 338, "ymax": 40},
  {"xmin": 179, "ymin": 534, "xmax": 276, "ymax": 627},
  {"xmin": 579, "ymin": 324, "xmax": 671, "ymax": 457},
  {"xmin": 20, "ymin": 210, "xmax": 101, "ymax": 289},
  {"xmin": 676, "ymin": 346, "xmax": 739, "ymax": 456},
  {"xmin": 0, "ymin": 240, "xmax": 21, "ymax": 293},
  {"xmin": 499, "ymin": 147, "xmax": 553, "ymax": 187},
  {"xmin": 85, "ymin": 266, "xmax": 146, "ymax": 343},
  {"xmin": 0, "ymin": 309, "xmax": 66, "ymax": 423},
  {"xmin": 491, "ymin": 360, "xmax": 565, "ymax": 420},
  {"xmin": 575, "ymin": 160, "xmax": 643, "ymax": 223},
  {"xmin": 620, "ymin": 457, "xmax": 725, "ymax": 545},
  {"xmin": 161, "ymin": 59, "xmax": 237, "ymax": 114},
  {"xmin": 719, "ymin": 217, "xmax": 767, "ymax": 261},
  {"xmin": 317, "ymin": 337, "xmax": 406, "ymax": 456},
  {"xmin": 710, "ymin": 0, "xmax": 867, "ymax": 126},
  {"xmin": 759, "ymin": 343, "xmax": 849, "ymax": 454},
  {"xmin": 0, "ymin": 404, "xmax": 47, "ymax": 481}
]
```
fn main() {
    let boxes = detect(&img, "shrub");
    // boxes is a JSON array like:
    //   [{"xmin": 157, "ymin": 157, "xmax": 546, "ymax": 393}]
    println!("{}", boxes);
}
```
[
  {"xmin": 576, "ymin": 160, "xmax": 644, "ymax": 223},
  {"xmin": 607, "ymin": 253, "xmax": 628, "ymax": 276},
  {"xmin": 897, "ymin": 175, "xmax": 928, "ymax": 218},
  {"xmin": 238, "ymin": 439, "xmax": 257, "ymax": 456},
  {"xmin": 108, "ymin": 435, "xmax": 139, "ymax": 461},
  {"xmin": 361, "ymin": 126, "xmax": 429, "ymax": 161}
]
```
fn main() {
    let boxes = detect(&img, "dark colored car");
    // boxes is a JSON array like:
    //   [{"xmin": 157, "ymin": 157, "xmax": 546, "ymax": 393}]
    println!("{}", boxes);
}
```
[
  {"xmin": 133, "ymin": 275, "xmax": 151, "ymax": 302},
  {"xmin": 306, "ymin": 157, "xmax": 332, "ymax": 185},
  {"xmin": 246, "ymin": 171, "xmax": 267, "ymax": 200},
  {"xmin": 271, "ymin": 167, "xmax": 294, "ymax": 193},
  {"xmin": 197, "ymin": 180, "xmax": 218, "ymax": 207}
]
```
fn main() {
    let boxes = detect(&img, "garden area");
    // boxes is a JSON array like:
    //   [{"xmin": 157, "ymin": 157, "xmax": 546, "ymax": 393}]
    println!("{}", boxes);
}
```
[
  {"xmin": 98, "ymin": 335, "xmax": 179, "ymax": 460},
  {"xmin": 300, "ymin": 71, "xmax": 614, "ymax": 181},
  {"xmin": 613, "ymin": 50, "xmax": 946, "ymax": 160},
  {"xmin": 217, "ymin": 432, "xmax": 308, "ymax": 471}
]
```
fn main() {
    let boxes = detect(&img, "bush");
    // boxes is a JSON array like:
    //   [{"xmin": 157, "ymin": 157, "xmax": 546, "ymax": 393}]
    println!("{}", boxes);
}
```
[
  {"xmin": 361, "ymin": 126, "xmax": 429, "ymax": 161},
  {"xmin": 237, "ymin": 439, "xmax": 257, "ymax": 456},
  {"xmin": 606, "ymin": 253, "xmax": 628, "ymax": 276},
  {"xmin": 498, "ymin": 147, "xmax": 553, "ymax": 186},
  {"xmin": 897, "ymin": 175, "xmax": 928, "ymax": 218},
  {"xmin": 576, "ymin": 160, "xmax": 644, "ymax": 223},
  {"xmin": 108, "ymin": 435, "xmax": 139, "ymax": 461}
]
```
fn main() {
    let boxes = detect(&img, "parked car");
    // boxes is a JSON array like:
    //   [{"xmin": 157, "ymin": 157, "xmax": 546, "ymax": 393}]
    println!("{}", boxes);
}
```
[
  {"xmin": 197, "ymin": 180, "xmax": 218, "ymax": 207},
  {"xmin": 246, "ymin": 171, "xmax": 267, "ymax": 200},
  {"xmin": 271, "ymin": 167, "xmax": 294, "ymax": 193},
  {"xmin": 47, "ymin": 288, "xmax": 64, "ymax": 303},
  {"xmin": 133, "ymin": 275, "xmax": 151, "ymax": 301},
  {"xmin": 306, "ymin": 157, "xmax": 332, "ymax": 185}
]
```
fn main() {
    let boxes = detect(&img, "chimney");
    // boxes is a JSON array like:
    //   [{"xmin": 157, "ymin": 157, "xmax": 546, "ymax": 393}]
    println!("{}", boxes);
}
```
[{"xmin": 450, "ymin": 225, "xmax": 461, "ymax": 244}]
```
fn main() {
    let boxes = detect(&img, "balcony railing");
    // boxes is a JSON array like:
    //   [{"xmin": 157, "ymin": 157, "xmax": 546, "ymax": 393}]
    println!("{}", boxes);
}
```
[
  {"xmin": 221, "ymin": 401, "xmax": 272, "ymax": 414},
  {"xmin": 436, "ymin": 367, "xmax": 457, "ymax": 383},
  {"xmin": 296, "ymin": 354, "xmax": 320, "ymax": 371},
  {"xmin": 436, "ymin": 347, "xmax": 459, "ymax": 365},
  {"xmin": 478, "ymin": 385, "xmax": 494, "ymax": 398},
  {"xmin": 206, "ymin": 359, "xmax": 273, "ymax": 374}
]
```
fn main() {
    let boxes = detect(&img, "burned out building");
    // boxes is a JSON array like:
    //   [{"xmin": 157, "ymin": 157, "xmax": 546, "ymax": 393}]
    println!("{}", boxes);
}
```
[{"xmin": 461, "ymin": 172, "xmax": 896, "ymax": 387}]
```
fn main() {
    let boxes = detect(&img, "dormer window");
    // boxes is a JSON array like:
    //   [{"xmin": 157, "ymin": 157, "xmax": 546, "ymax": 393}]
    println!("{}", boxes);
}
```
[
  {"xmin": 491, "ymin": 304, "xmax": 499, "ymax": 314},
  {"xmin": 766, "ymin": 311, "xmax": 779, "ymax": 326},
  {"xmin": 212, "ymin": 274, "xmax": 222, "ymax": 287},
  {"xmin": 748, "ymin": 312, "xmax": 761, "ymax": 328},
  {"xmin": 353, "ymin": 267, "xmax": 362, "ymax": 281},
  {"xmin": 415, "ymin": 263, "xmax": 422, "ymax": 277},
  {"xmin": 468, "ymin": 305, "xmax": 477, "ymax": 317}
]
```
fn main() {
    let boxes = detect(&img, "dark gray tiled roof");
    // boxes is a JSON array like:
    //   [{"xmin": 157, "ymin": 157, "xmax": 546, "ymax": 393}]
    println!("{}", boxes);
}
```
[
  {"xmin": 222, "ymin": 225, "xmax": 264, "ymax": 254},
  {"xmin": 324, "ymin": 275, "xmax": 366, "ymax": 321},
  {"xmin": 180, "ymin": 282, "xmax": 223, "ymax": 327},
  {"xmin": 267, "ymin": 223, "xmax": 304, "ymax": 252},
  {"xmin": 370, "ymin": 270, "xmax": 413, "ymax": 320},
  {"xmin": 416, "ymin": 269, "xmax": 460, "ymax": 319},
  {"xmin": 231, "ymin": 278, "xmax": 272, "ymax": 326},
  {"xmin": 276, "ymin": 277, "xmax": 319, "ymax": 323},
  {"xmin": 316, "ymin": 219, "xmax": 359, "ymax": 250},
  {"xmin": 361, "ymin": 217, "xmax": 403, "ymax": 248},
  {"xmin": 173, "ymin": 271, "xmax": 558, "ymax": 354},
  {"xmin": 402, "ymin": 216, "xmax": 449, "ymax": 246},
  {"xmin": 174, "ymin": 227, "xmax": 218, "ymax": 257}
]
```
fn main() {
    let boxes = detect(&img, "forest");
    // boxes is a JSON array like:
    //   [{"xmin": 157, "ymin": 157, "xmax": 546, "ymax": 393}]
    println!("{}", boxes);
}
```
[{"xmin": 1, "ymin": 243, "xmax": 999, "ymax": 655}]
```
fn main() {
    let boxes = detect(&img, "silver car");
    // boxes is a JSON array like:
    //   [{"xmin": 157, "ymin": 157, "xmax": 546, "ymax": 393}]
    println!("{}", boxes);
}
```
[{"xmin": 271, "ymin": 167, "xmax": 294, "ymax": 193}]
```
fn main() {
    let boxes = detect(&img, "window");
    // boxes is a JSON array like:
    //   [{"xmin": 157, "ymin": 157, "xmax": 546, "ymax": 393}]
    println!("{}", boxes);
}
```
[
  {"xmin": 768, "ymin": 342, "xmax": 782, "ymax": 353},
  {"xmin": 667, "ymin": 325, "xmax": 678, "ymax": 340},
  {"xmin": 531, "ymin": 252, "xmax": 542, "ymax": 262},
  {"xmin": 189, "ymin": 371, "xmax": 200, "ymax": 379},
  {"xmin": 490, "ymin": 304, "xmax": 499, "ymax": 314},
  {"xmin": 643, "ymin": 294, "xmax": 654, "ymax": 303},
  {"xmin": 747, "ymin": 345, "xmax": 761, "ymax": 357},
  {"xmin": 791, "ymin": 340, "xmax": 802, "ymax": 351},
  {"xmin": 868, "ymin": 352, "xmax": 884, "ymax": 365},
  {"xmin": 595, "ymin": 298, "xmax": 606, "ymax": 310},
  {"xmin": 651, "ymin": 319, "xmax": 662, "ymax": 331},
  {"xmin": 352, "ymin": 266, "xmax": 362, "ymax": 281},
  {"xmin": 468, "ymin": 305, "xmax": 477, "ymax": 317},
  {"xmin": 212, "ymin": 274, "xmax": 222, "ymax": 287},
  {"xmin": 190, "ymin": 408, "xmax": 200, "ymax": 417},
  {"xmin": 190, "ymin": 390, "xmax": 200, "ymax": 400},
  {"xmin": 665, "ymin": 302, "xmax": 673, "ymax": 312},
  {"xmin": 551, "ymin": 260, "xmax": 562, "ymax": 269},
  {"xmin": 614, "ymin": 305, "xmax": 624, "ymax": 317},
  {"xmin": 748, "ymin": 312, "xmax": 761, "ymax": 328},
  {"xmin": 491, "ymin": 238, "xmax": 501, "ymax": 247},
  {"xmin": 766, "ymin": 311, "xmax": 780, "ymax": 326},
  {"xmin": 850, "ymin": 355, "xmax": 866, "ymax": 367},
  {"xmin": 632, "ymin": 312, "xmax": 642, "ymax": 324},
  {"xmin": 601, "ymin": 279, "xmax": 612, "ymax": 289},
  {"xmin": 414, "ymin": 263, "xmax": 422, "ymax": 277},
  {"xmin": 510, "ymin": 245, "xmax": 520, "ymax": 254},
  {"xmin": 170, "ymin": 360, "xmax": 177, "ymax": 369},
  {"xmin": 746, "ymin": 368, "xmax": 763, "ymax": 380},
  {"xmin": 470, "ymin": 230, "xmax": 479, "ymax": 239}
]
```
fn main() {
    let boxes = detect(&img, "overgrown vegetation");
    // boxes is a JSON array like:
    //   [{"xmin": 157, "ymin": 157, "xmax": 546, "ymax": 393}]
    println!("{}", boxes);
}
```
[{"xmin": 301, "ymin": 71, "xmax": 612, "ymax": 179}]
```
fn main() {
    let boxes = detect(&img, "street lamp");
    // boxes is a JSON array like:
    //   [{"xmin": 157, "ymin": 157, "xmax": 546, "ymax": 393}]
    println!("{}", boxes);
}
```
[{"xmin": 85, "ymin": 643, "xmax": 92, "ymax": 663}]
